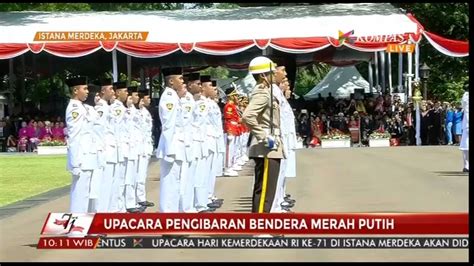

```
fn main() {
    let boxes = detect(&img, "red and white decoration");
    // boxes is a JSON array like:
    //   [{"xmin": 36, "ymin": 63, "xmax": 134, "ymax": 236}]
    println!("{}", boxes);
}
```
[{"xmin": 0, "ymin": 5, "xmax": 468, "ymax": 60}]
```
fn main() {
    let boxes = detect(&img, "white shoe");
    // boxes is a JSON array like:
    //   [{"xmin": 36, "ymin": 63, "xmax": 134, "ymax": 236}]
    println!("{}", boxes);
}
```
[
  {"xmin": 223, "ymin": 169, "xmax": 238, "ymax": 176},
  {"xmin": 232, "ymin": 165, "xmax": 242, "ymax": 171}
]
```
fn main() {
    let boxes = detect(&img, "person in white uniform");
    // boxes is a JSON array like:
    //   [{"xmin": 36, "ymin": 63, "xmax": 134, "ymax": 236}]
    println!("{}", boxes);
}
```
[
  {"xmin": 95, "ymin": 78, "xmax": 116, "ymax": 212},
  {"xmin": 201, "ymin": 76, "xmax": 223, "ymax": 209},
  {"xmin": 109, "ymin": 81, "xmax": 128, "ymax": 213},
  {"xmin": 460, "ymin": 82, "xmax": 469, "ymax": 172},
  {"xmin": 83, "ymin": 85, "xmax": 102, "ymax": 213},
  {"xmin": 65, "ymin": 76, "xmax": 91, "ymax": 213},
  {"xmin": 136, "ymin": 88, "xmax": 155, "ymax": 208},
  {"xmin": 123, "ymin": 86, "xmax": 143, "ymax": 213},
  {"xmin": 156, "ymin": 67, "xmax": 187, "ymax": 213}
]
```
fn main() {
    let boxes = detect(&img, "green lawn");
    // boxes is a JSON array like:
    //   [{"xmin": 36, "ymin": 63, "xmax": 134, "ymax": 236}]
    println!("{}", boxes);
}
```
[{"xmin": 0, "ymin": 155, "xmax": 70, "ymax": 207}]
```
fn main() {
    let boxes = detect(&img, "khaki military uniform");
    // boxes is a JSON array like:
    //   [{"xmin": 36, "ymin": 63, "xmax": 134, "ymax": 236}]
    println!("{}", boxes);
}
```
[{"xmin": 242, "ymin": 83, "xmax": 285, "ymax": 213}]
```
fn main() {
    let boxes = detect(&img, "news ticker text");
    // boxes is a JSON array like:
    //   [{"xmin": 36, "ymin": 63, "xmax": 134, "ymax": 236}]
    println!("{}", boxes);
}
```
[{"xmin": 37, "ymin": 237, "xmax": 469, "ymax": 249}]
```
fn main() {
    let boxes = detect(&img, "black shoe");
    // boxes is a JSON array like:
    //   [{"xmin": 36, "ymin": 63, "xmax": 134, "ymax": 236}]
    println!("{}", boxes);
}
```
[
  {"xmin": 199, "ymin": 208, "xmax": 216, "ymax": 213},
  {"xmin": 207, "ymin": 202, "xmax": 222, "ymax": 209},
  {"xmin": 281, "ymin": 206, "xmax": 292, "ymax": 212},
  {"xmin": 281, "ymin": 202, "xmax": 295, "ymax": 208},
  {"xmin": 138, "ymin": 201, "xmax": 155, "ymax": 207},
  {"xmin": 284, "ymin": 198, "xmax": 296, "ymax": 204},
  {"xmin": 138, "ymin": 205, "xmax": 147, "ymax": 213},
  {"xmin": 212, "ymin": 198, "xmax": 224, "ymax": 204},
  {"xmin": 126, "ymin": 208, "xmax": 141, "ymax": 213},
  {"xmin": 285, "ymin": 194, "xmax": 292, "ymax": 198},
  {"xmin": 463, "ymin": 168, "xmax": 469, "ymax": 172}
]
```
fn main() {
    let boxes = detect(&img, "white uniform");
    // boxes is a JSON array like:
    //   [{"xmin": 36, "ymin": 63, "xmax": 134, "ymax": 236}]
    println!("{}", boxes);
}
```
[
  {"xmin": 208, "ymin": 98, "xmax": 224, "ymax": 201},
  {"xmin": 124, "ymin": 105, "xmax": 141, "ymax": 210},
  {"xmin": 193, "ymin": 95, "xmax": 212, "ymax": 211},
  {"xmin": 180, "ymin": 92, "xmax": 198, "ymax": 212},
  {"xmin": 156, "ymin": 87, "xmax": 183, "ymax": 212},
  {"xmin": 109, "ymin": 100, "xmax": 127, "ymax": 212},
  {"xmin": 269, "ymin": 85, "xmax": 286, "ymax": 212},
  {"xmin": 136, "ymin": 106, "xmax": 153, "ymax": 204},
  {"xmin": 66, "ymin": 99, "xmax": 93, "ymax": 213},
  {"xmin": 460, "ymin": 91, "xmax": 469, "ymax": 170},
  {"xmin": 84, "ymin": 104, "xmax": 102, "ymax": 213},
  {"xmin": 95, "ymin": 98, "xmax": 116, "ymax": 212}
]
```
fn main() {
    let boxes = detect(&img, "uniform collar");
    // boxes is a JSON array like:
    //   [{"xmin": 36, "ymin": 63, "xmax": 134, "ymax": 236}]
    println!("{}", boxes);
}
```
[
  {"xmin": 98, "ymin": 98, "xmax": 108, "ymax": 105},
  {"xmin": 70, "ymin": 99, "xmax": 82, "ymax": 104}
]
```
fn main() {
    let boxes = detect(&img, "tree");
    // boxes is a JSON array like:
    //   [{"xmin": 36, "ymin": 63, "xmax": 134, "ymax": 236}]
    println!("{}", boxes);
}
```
[
  {"xmin": 393, "ymin": 3, "xmax": 469, "ymax": 102},
  {"xmin": 294, "ymin": 63, "xmax": 331, "ymax": 96},
  {"xmin": 200, "ymin": 67, "xmax": 229, "ymax": 80}
]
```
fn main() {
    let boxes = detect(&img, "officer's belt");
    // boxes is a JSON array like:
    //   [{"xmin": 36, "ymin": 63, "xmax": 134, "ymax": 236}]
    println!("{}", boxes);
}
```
[
  {"xmin": 263, "ymin": 128, "xmax": 281, "ymax": 136},
  {"xmin": 230, "ymin": 121, "xmax": 239, "ymax": 125}
]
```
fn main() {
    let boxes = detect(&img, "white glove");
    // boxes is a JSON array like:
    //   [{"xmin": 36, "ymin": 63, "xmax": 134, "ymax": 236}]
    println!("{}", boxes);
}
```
[
  {"xmin": 227, "ymin": 135, "xmax": 234, "ymax": 141},
  {"xmin": 264, "ymin": 135, "xmax": 277, "ymax": 150},
  {"xmin": 71, "ymin": 167, "xmax": 81, "ymax": 176}
]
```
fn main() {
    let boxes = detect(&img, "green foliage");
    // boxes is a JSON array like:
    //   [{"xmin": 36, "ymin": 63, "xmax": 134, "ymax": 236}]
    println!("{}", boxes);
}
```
[
  {"xmin": 200, "ymin": 66, "xmax": 229, "ymax": 79},
  {"xmin": 394, "ymin": 3, "xmax": 469, "ymax": 102},
  {"xmin": 294, "ymin": 63, "xmax": 331, "ymax": 96},
  {"xmin": 214, "ymin": 3, "xmax": 240, "ymax": 9}
]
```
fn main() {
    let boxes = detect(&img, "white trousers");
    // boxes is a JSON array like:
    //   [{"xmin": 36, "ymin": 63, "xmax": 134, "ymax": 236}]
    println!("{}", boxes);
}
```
[
  {"xmin": 97, "ymin": 162, "xmax": 115, "ymax": 212},
  {"xmin": 463, "ymin": 150, "xmax": 469, "ymax": 170},
  {"xmin": 136, "ymin": 155, "xmax": 150, "ymax": 203},
  {"xmin": 89, "ymin": 164, "xmax": 105, "ymax": 212},
  {"xmin": 109, "ymin": 161, "xmax": 126, "ymax": 213},
  {"xmin": 215, "ymin": 152, "xmax": 224, "ymax": 176},
  {"xmin": 271, "ymin": 158, "xmax": 287, "ymax": 212},
  {"xmin": 195, "ymin": 154, "xmax": 212, "ymax": 210},
  {"xmin": 70, "ymin": 170, "xmax": 92, "ymax": 213},
  {"xmin": 159, "ymin": 159, "xmax": 182, "ymax": 213},
  {"xmin": 225, "ymin": 134, "xmax": 236, "ymax": 169},
  {"xmin": 208, "ymin": 151, "xmax": 218, "ymax": 200},
  {"xmin": 179, "ymin": 160, "xmax": 194, "ymax": 212},
  {"xmin": 125, "ymin": 158, "xmax": 138, "ymax": 209}
]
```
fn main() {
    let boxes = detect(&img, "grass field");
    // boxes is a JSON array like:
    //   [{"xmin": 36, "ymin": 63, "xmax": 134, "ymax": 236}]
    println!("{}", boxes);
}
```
[{"xmin": 0, "ymin": 155, "xmax": 70, "ymax": 207}]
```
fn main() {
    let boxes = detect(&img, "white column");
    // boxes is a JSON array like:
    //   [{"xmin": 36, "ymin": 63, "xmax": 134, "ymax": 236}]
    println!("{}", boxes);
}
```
[
  {"xmin": 127, "ymin": 55, "xmax": 132, "ymax": 86},
  {"xmin": 380, "ymin": 51, "xmax": 386, "ymax": 94},
  {"xmin": 388, "ymin": 52, "xmax": 392, "ymax": 94},
  {"xmin": 414, "ymin": 42, "xmax": 420, "ymax": 80},
  {"xmin": 368, "ymin": 60, "xmax": 373, "ymax": 94},
  {"xmin": 374, "ymin": 52, "xmax": 379, "ymax": 90},
  {"xmin": 407, "ymin": 42, "xmax": 413, "ymax": 99},
  {"xmin": 398, "ymin": 53, "xmax": 403, "ymax": 94},
  {"xmin": 112, "ymin": 50, "xmax": 118, "ymax": 82},
  {"xmin": 415, "ymin": 101, "xmax": 421, "ymax": 146}
]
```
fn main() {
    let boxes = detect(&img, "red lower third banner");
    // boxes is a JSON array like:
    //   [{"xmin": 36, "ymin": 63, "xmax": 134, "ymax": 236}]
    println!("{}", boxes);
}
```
[{"xmin": 40, "ymin": 213, "xmax": 468, "ymax": 236}]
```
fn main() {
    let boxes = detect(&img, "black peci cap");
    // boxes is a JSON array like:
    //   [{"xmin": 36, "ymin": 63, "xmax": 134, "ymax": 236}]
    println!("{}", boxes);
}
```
[
  {"xmin": 138, "ymin": 88, "xmax": 150, "ymax": 97},
  {"xmin": 184, "ymin": 72, "xmax": 200, "ymax": 82},
  {"xmin": 127, "ymin": 86, "xmax": 138, "ymax": 94},
  {"xmin": 113, "ymin": 81, "xmax": 127, "ymax": 90},
  {"xmin": 98, "ymin": 78, "xmax": 113, "ymax": 87},
  {"xmin": 162, "ymin": 67, "xmax": 183, "ymax": 77},
  {"xmin": 66, "ymin": 76, "xmax": 88, "ymax": 87},
  {"xmin": 200, "ymin": 75, "xmax": 212, "ymax": 83}
]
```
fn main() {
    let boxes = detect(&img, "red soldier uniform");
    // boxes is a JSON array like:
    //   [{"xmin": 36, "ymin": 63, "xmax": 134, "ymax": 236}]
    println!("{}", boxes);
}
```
[{"xmin": 224, "ymin": 101, "xmax": 241, "ymax": 136}]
